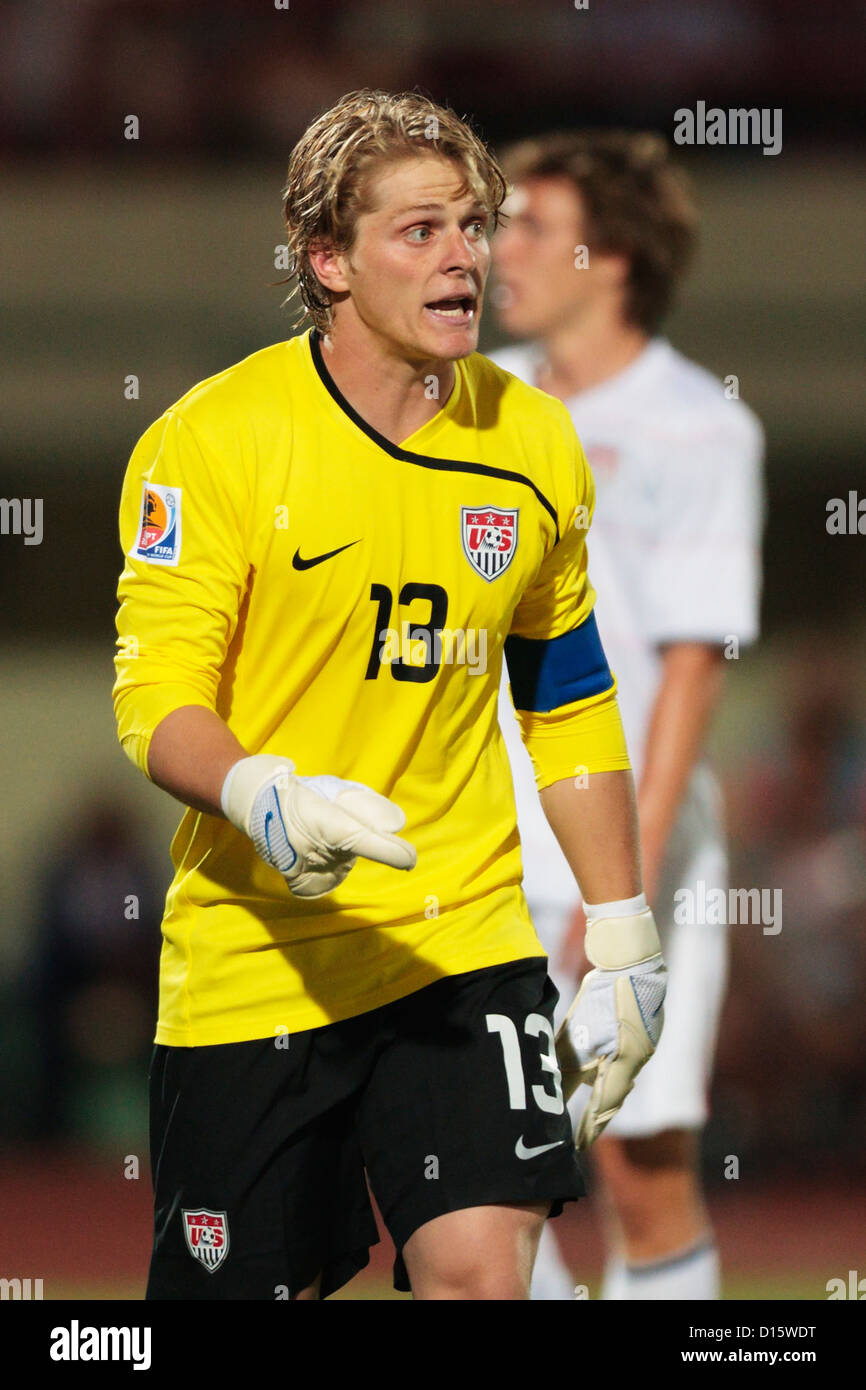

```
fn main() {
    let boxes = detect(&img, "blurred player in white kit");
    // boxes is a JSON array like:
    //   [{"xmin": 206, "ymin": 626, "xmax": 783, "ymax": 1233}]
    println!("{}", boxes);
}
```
[{"xmin": 490, "ymin": 132, "xmax": 764, "ymax": 1300}]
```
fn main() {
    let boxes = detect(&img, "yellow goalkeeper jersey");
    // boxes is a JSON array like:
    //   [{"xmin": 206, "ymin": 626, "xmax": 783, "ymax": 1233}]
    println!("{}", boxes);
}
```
[{"xmin": 114, "ymin": 328, "xmax": 622, "ymax": 1045}]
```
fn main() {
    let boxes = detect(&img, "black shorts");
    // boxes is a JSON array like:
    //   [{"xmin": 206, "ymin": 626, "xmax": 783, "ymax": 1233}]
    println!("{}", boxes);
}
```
[{"xmin": 146, "ymin": 956, "xmax": 585, "ymax": 1299}]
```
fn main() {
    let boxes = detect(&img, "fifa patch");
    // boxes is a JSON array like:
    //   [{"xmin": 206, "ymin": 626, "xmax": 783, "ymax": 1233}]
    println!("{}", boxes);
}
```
[
  {"xmin": 461, "ymin": 506, "xmax": 518, "ymax": 581},
  {"xmin": 131, "ymin": 482, "xmax": 182, "ymax": 565},
  {"xmin": 182, "ymin": 1209, "xmax": 229, "ymax": 1272}
]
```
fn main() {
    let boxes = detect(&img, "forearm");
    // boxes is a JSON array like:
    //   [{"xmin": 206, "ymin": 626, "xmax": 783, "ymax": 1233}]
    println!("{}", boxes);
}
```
[
  {"xmin": 147, "ymin": 705, "xmax": 249, "ymax": 816},
  {"xmin": 539, "ymin": 769, "xmax": 643, "ymax": 905},
  {"xmin": 638, "ymin": 644, "xmax": 725, "ymax": 854}
]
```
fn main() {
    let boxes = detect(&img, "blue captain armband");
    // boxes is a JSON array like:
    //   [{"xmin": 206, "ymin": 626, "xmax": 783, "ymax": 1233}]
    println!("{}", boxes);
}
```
[{"xmin": 504, "ymin": 611, "xmax": 613, "ymax": 712}]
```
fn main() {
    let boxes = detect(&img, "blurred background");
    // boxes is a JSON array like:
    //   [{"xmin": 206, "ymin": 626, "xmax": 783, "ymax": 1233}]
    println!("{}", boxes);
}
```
[{"xmin": 1, "ymin": 0, "xmax": 864, "ymax": 1300}]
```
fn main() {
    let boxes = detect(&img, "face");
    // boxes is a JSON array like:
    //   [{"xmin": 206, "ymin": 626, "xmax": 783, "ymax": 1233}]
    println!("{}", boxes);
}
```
[
  {"xmin": 315, "ymin": 154, "xmax": 491, "ymax": 364},
  {"xmin": 493, "ymin": 177, "xmax": 602, "ymax": 339}
]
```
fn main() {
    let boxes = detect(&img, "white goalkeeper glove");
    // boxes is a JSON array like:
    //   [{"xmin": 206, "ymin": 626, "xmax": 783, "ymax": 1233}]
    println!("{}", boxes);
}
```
[
  {"xmin": 221, "ymin": 754, "xmax": 417, "ymax": 899},
  {"xmin": 555, "ymin": 894, "xmax": 666, "ymax": 1150}
]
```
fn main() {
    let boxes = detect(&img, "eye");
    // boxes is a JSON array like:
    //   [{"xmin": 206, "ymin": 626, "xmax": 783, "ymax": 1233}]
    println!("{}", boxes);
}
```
[
  {"xmin": 406, "ymin": 226, "xmax": 432, "ymax": 242},
  {"xmin": 466, "ymin": 218, "xmax": 487, "ymax": 239}
]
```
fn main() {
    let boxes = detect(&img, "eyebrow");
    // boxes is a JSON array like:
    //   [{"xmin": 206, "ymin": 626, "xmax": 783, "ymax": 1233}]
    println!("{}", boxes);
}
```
[{"xmin": 391, "ymin": 200, "xmax": 486, "ymax": 219}]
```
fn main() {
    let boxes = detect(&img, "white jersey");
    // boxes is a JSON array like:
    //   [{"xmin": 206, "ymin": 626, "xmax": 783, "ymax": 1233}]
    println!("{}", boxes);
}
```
[{"xmin": 491, "ymin": 337, "xmax": 765, "ymax": 908}]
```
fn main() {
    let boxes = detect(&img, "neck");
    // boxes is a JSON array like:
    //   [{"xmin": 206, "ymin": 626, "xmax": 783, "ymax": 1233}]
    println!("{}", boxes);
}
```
[
  {"xmin": 535, "ymin": 310, "xmax": 650, "ymax": 402},
  {"xmin": 317, "ymin": 316, "xmax": 455, "ymax": 445}
]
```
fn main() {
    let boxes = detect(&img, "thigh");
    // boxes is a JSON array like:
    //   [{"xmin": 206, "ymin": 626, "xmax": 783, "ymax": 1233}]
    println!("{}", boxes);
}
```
[
  {"xmin": 402, "ymin": 1200, "xmax": 550, "ymax": 1300},
  {"xmin": 146, "ymin": 1026, "xmax": 379, "ymax": 1300},
  {"xmin": 359, "ymin": 957, "xmax": 585, "ymax": 1294}
]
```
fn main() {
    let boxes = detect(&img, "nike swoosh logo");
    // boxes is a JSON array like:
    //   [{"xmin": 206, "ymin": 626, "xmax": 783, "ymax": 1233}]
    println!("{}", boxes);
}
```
[
  {"xmin": 292, "ymin": 540, "xmax": 361, "ymax": 570},
  {"xmin": 515, "ymin": 1137, "xmax": 566, "ymax": 1160}
]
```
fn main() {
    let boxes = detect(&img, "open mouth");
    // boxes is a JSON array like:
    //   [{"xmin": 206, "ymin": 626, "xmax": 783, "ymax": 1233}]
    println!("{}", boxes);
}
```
[{"xmin": 424, "ymin": 294, "xmax": 477, "ymax": 321}]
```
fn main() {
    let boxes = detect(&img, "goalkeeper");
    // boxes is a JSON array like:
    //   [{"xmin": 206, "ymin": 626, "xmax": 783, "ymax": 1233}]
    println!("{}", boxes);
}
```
[{"xmin": 113, "ymin": 88, "xmax": 665, "ymax": 1302}]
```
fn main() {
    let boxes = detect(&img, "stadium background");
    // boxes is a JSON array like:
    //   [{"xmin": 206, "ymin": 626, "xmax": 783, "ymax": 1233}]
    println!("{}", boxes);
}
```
[{"xmin": 1, "ymin": 0, "xmax": 863, "ymax": 1301}]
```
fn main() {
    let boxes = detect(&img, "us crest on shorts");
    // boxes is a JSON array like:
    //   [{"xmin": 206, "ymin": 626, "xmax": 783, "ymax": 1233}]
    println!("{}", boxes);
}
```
[
  {"xmin": 182, "ymin": 1209, "xmax": 229, "ymax": 1272},
  {"xmin": 461, "ymin": 506, "xmax": 518, "ymax": 581}
]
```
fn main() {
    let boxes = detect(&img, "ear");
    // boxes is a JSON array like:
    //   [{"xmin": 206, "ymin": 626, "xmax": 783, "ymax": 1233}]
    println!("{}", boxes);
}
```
[{"xmin": 307, "ymin": 244, "xmax": 351, "ymax": 295}]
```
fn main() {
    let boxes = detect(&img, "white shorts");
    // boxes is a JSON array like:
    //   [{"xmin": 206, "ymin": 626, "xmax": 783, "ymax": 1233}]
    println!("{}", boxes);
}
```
[{"xmin": 531, "ymin": 773, "xmax": 729, "ymax": 1138}]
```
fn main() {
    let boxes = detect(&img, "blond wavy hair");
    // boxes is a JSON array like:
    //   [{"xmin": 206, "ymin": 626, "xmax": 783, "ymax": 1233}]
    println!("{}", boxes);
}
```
[{"xmin": 281, "ymin": 89, "xmax": 508, "ymax": 332}]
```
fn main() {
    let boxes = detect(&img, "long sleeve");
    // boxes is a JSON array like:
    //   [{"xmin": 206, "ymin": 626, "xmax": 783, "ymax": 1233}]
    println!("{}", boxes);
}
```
[{"xmin": 113, "ymin": 409, "xmax": 251, "ymax": 776}]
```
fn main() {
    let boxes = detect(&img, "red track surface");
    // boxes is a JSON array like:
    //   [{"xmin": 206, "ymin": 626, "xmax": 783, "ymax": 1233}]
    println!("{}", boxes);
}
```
[{"xmin": 1, "ymin": 1150, "xmax": 862, "ymax": 1290}]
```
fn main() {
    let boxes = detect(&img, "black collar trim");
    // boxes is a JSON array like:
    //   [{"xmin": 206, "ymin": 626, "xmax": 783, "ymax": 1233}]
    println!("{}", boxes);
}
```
[{"xmin": 308, "ymin": 329, "xmax": 560, "ymax": 541}]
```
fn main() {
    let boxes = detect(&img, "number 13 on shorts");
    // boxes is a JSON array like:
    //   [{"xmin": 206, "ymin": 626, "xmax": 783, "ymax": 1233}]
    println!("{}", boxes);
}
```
[{"xmin": 486, "ymin": 1013, "xmax": 565, "ymax": 1114}]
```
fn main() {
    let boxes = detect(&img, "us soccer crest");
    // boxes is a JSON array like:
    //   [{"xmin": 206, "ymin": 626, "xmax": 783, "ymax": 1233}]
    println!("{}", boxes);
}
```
[
  {"xmin": 182, "ymin": 1209, "xmax": 229, "ymax": 1272},
  {"xmin": 461, "ymin": 506, "xmax": 518, "ymax": 581}
]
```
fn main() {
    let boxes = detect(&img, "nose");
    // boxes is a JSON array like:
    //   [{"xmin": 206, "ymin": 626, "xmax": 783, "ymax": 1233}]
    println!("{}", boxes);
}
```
[{"xmin": 440, "ymin": 222, "xmax": 480, "ymax": 274}]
